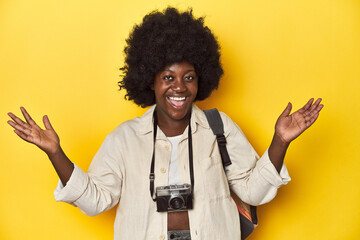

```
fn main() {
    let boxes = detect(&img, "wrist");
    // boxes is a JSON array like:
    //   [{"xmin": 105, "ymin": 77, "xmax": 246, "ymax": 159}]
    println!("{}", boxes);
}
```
[
  {"xmin": 272, "ymin": 133, "xmax": 290, "ymax": 150},
  {"xmin": 46, "ymin": 145, "xmax": 63, "ymax": 159},
  {"xmin": 269, "ymin": 133, "xmax": 290, "ymax": 173}
]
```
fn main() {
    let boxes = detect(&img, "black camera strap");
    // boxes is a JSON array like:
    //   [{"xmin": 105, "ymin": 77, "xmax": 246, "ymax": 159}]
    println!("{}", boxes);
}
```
[{"xmin": 149, "ymin": 110, "xmax": 194, "ymax": 201}]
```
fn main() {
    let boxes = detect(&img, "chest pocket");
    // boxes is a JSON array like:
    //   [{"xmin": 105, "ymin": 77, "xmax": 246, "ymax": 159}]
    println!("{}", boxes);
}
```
[{"xmin": 199, "ymin": 152, "xmax": 230, "ymax": 201}]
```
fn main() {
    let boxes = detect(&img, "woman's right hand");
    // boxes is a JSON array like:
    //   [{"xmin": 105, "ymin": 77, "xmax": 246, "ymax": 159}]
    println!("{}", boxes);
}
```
[
  {"xmin": 8, "ymin": 107, "xmax": 60, "ymax": 156},
  {"xmin": 8, "ymin": 107, "xmax": 74, "ymax": 185}
]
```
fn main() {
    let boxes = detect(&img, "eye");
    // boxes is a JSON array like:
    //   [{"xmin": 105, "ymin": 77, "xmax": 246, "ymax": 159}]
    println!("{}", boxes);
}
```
[
  {"xmin": 184, "ymin": 75, "xmax": 195, "ymax": 81},
  {"xmin": 163, "ymin": 75, "xmax": 174, "ymax": 81}
]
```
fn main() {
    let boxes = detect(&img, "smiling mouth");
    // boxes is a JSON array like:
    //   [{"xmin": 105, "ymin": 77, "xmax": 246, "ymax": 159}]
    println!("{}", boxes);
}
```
[{"xmin": 167, "ymin": 96, "xmax": 187, "ymax": 108}]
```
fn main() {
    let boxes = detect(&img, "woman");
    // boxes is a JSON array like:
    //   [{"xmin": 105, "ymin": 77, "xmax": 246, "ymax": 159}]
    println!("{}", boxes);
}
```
[{"xmin": 7, "ymin": 8, "xmax": 323, "ymax": 240}]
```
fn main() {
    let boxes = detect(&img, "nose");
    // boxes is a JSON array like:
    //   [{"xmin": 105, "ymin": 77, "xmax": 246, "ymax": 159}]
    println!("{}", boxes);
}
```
[{"xmin": 171, "ymin": 78, "xmax": 186, "ymax": 92}]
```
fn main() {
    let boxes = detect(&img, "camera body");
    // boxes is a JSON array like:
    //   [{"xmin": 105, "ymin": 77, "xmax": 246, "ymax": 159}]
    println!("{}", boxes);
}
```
[{"xmin": 155, "ymin": 184, "xmax": 193, "ymax": 212}]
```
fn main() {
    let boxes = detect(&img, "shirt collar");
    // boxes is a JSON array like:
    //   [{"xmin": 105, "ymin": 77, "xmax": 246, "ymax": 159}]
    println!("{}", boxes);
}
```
[{"xmin": 136, "ymin": 104, "xmax": 210, "ymax": 136}]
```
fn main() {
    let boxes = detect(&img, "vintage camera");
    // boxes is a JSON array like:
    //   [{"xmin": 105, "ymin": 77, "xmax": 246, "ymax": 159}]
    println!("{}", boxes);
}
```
[{"xmin": 155, "ymin": 184, "xmax": 193, "ymax": 212}]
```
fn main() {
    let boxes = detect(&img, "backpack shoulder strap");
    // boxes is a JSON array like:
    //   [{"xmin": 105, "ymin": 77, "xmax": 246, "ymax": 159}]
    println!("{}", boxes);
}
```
[
  {"xmin": 203, "ymin": 108, "xmax": 232, "ymax": 167},
  {"xmin": 204, "ymin": 108, "xmax": 258, "ymax": 240}
]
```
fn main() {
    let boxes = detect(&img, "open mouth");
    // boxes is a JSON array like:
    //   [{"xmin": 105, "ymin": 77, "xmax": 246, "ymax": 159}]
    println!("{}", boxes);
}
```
[{"xmin": 167, "ymin": 96, "xmax": 188, "ymax": 108}]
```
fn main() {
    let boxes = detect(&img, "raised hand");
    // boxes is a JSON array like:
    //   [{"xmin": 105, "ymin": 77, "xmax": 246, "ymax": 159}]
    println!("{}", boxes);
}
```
[
  {"xmin": 275, "ymin": 98, "xmax": 324, "ymax": 144},
  {"xmin": 7, "ymin": 107, "xmax": 60, "ymax": 155},
  {"xmin": 8, "ymin": 107, "xmax": 74, "ymax": 184},
  {"xmin": 268, "ymin": 98, "xmax": 324, "ymax": 172}
]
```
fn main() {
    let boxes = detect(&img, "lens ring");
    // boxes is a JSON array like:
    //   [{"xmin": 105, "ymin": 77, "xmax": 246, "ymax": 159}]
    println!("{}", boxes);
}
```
[{"xmin": 169, "ymin": 196, "xmax": 185, "ymax": 210}]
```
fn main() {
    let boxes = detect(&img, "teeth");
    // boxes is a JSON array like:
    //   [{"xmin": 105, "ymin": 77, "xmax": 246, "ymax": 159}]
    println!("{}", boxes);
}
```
[{"xmin": 168, "ymin": 96, "xmax": 186, "ymax": 101}]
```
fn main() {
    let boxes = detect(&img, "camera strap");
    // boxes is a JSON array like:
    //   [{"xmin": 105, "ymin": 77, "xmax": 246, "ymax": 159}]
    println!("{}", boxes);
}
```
[{"xmin": 149, "ymin": 110, "xmax": 194, "ymax": 201}]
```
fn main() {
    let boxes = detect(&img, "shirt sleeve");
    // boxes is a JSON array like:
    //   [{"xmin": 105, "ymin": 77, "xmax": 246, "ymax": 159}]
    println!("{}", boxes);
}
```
[
  {"xmin": 256, "ymin": 149, "xmax": 291, "ymax": 188},
  {"xmin": 220, "ymin": 112, "xmax": 291, "ymax": 206},
  {"xmin": 53, "ymin": 133, "xmax": 123, "ymax": 216},
  {"xmin": 54, "ymin": 163, "xmax": 89, "ymax": 204}
]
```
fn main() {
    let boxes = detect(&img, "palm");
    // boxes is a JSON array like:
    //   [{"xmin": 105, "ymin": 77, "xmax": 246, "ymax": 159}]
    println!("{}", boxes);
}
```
[
  {"xmin": 275, "ymin": 98, "xmax": 323, "ymax": 144},
  {"xmin": 27, "ymin": 124, "xmax": 59, "ymax": 151},
  {"xmin": 8, "ymin": 107, "xmax": 60, "ymax": 154}
]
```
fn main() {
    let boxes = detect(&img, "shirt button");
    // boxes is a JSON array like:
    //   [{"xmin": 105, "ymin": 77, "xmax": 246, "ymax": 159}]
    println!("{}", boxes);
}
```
[
  {"xmin": 159, "ymin": 234, "xmax": 165, "ymax": 240},
  {"xmin": 160, "ymin": 168, "xmax": 166, "ymax": 173},
  {"xmin": 164, "ymin": 145, "xmax": 169, "ymax": 150}
]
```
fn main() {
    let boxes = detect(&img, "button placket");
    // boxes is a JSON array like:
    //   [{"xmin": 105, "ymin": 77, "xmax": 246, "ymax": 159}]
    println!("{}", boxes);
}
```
[
  {"xmin": 155, "ymin": 139, "xmax": 171, "ymax": 186},
  {"xmin": 161, "ymin": 142, "xmax": 170, "ymax": 174}
]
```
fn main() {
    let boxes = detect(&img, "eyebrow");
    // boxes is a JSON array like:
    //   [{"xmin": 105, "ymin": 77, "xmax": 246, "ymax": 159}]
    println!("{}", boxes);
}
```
[{"xmin": 163, "ymin": 69, "xmax": 195, "ymax": 74}]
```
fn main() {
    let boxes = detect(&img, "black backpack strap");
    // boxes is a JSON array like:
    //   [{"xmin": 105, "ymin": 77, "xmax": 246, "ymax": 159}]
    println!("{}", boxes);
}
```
[
  {"xmin": 204, "ymin": 108, "xmax": 258, "ymax": 240},
  {"xmin": 250, "ymin": 205, "xmax": 258, "ymax": 225},
  {"xmin": 203, "ymin": 108, "xmax": 232, "ymax": 167}
]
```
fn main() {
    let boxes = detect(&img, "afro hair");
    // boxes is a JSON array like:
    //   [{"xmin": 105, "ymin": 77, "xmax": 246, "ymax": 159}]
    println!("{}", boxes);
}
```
[{"xmin": 119, "ymin": 7, "xmax": 223, "ymax": 107}]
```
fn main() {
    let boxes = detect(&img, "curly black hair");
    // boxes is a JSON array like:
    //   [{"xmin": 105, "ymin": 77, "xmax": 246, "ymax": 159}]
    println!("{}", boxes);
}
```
[{"xmin": 119, "ymin": 7, "xmax": 223, "ymax": 107}]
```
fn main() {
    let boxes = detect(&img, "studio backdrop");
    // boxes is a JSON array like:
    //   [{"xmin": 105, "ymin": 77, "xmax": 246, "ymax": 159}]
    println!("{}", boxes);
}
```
[{"xmin": 1, "ymin": 0, "xmax": 359, "ymax": 239}]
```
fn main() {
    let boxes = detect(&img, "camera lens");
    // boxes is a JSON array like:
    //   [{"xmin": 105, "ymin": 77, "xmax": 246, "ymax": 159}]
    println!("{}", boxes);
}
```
[{"xmin": 169, "ymin": 196, "xmax": 184, "ymax": 210}]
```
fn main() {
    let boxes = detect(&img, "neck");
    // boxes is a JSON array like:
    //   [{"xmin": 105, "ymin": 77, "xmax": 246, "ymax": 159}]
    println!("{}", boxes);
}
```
[{"xmin": 156, "ymin": 112, "xmax": 191, "ymax": 137}]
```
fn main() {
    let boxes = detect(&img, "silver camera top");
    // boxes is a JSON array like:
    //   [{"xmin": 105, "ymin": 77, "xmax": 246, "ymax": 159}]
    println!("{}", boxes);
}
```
[{"xmin": 156, "ymin": 184, "xmax": 191, "ymax": 196}]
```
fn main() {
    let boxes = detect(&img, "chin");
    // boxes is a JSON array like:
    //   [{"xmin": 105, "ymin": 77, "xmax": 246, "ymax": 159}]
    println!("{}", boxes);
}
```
[
  {"xmin": 171, "ymin": 105, "xmax": 193, "ymax": 119},
  {"xmin": 169, "ymin": 111, "xmax": 190, "ymax": 121}
]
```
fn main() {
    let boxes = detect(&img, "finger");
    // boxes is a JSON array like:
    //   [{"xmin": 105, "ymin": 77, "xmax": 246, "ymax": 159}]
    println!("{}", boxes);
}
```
[
  {"xmin": 20, "ymin": 107, "xmax": 37, "ymax": 125},
  {"xmin": 7, "ymin": 119, "xmax": 32, "ymax": 135},
  {"xmin": 7, "ymin": 112, "xmax": 28, "ymax": 128},
  {"xmin": 312, "ymin": 105, "xmax": 324, "ymax": 118},
  {"xmin": 309, "ymin": 98, "xmax": 322, "ymax": 112},
  {"xmin": 317, "ymin": 104, "xmax": 324, "ymax": 112},
  {"xmin": 307, "ymin": 112, "xmax": 320, "ymax": 127},
  {"xmin": 300, "ymin": 98, "xmax": 314, "ymax": 112},
  {"xmin": 43, "ymin": 115, "xmax": 54, "ymax": 130},
  {"xmin": 280, "ymin": 102, "xmax": 292, "ymax": 117},
  {"xmin": 315, "ymin": 98, "xmax": 322, "ymax": 104},
  {"xmin": 13, "ymin": 129, "xmax": 32, "ymax": 143},
  {"xmin": 305, "ymin": 104, "xmax": 324, "ymax": 124}
]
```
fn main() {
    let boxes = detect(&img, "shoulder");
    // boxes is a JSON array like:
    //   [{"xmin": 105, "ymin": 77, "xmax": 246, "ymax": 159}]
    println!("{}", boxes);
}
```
[
  {"xmin": 218, "ymin": 111, "xmax": 233, "ymax": 125},
  {"xmin": 217, "ymin": 110, "xmax": 247, "ymax": 138},
  {"xmin": 198, "ymin": 106, "xmax": 245, "ymax": 137},
  {"xmin": 106, "ymin": 105, "xmax": 155, "ymax": 140}
]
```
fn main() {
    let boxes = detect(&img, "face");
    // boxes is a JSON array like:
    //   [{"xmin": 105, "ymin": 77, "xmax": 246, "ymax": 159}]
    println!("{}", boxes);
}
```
[{"xmin": 152, "ymin": 61, "xmax": 198, "ymax": 125}]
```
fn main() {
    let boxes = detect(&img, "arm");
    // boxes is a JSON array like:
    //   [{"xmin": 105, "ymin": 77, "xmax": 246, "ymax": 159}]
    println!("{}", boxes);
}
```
[
  {"xmin": 7, "ymin": 107, "xmax": 74, "ymax": 185},
  {"xmin": 8, "ymin": 107, "xmax": 122, "ymax": 216},
  {"xmin": 224, "ymin": 98, "xmax": 323, "ymax": 205},
  {"xmin": 268, "ymin": 98, "xmax": 324, "ymax": 172},
  {"xmin": 222, "ymin": 111, "xmax": 290, "ymax": 205}
]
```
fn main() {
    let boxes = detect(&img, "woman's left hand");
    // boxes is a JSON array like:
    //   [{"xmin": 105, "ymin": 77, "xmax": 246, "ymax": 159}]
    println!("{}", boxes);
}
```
[{"xmin": 275, "ymin": 98, "xmax": 324, "ymax": 144}]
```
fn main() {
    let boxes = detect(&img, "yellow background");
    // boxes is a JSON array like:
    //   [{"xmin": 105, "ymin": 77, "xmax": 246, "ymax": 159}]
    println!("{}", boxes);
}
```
[{"xmin": 1, "ymin": 0, "xmax": 359, "ymax": 239}]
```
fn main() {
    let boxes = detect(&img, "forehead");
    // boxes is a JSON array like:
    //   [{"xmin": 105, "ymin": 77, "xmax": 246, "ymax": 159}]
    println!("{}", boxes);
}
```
[{"xmin": 160, "ymin": 61, "xmax": 195, "ymax": 73}]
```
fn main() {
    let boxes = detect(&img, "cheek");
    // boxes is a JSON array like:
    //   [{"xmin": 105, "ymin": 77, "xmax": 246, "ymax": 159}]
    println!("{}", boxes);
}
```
[
  {"xmin": 153, "ymin": 83, "xmax": 168, "ymax": 101},
  {"xmin": 191, "ymin": 82, "xmax": 199, "ymax": 95}
]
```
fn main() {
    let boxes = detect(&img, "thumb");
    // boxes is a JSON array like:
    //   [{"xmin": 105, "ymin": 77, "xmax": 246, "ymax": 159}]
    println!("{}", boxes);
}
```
[
  {"xmin": 43, "ymin": 115, "xmax": 54, "ymax": 130},
  {"xmin": 280, "ymin": 102, "xmax": 292, "ymax": 117}
]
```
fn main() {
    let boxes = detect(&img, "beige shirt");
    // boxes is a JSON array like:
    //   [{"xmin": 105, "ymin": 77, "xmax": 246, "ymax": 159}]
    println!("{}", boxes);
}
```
[{"xmin": 54, "ymin": 104, "xmax": 290, "ymax": 240}]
